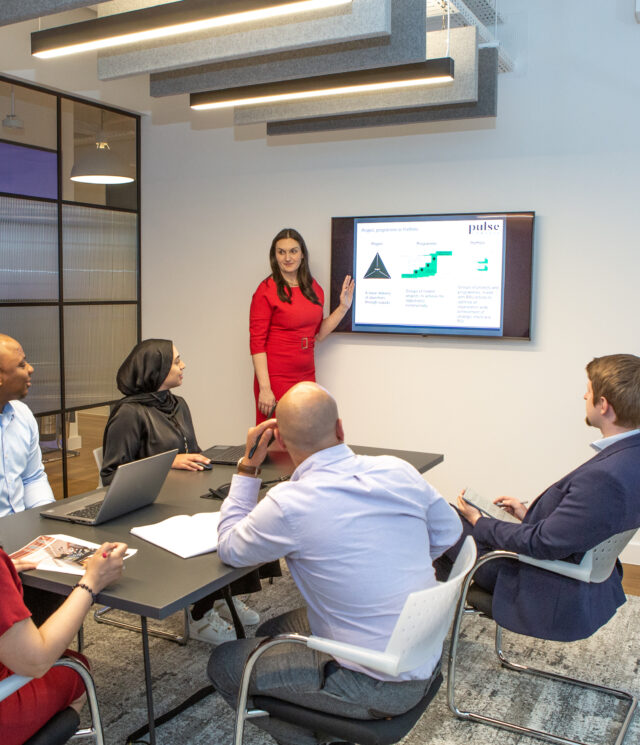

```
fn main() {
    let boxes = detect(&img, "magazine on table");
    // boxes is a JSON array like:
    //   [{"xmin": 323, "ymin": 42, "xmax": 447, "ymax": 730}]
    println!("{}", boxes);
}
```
[{"xmin": 10, "ymin": 534, "xmax": 137, "ymax": 575}]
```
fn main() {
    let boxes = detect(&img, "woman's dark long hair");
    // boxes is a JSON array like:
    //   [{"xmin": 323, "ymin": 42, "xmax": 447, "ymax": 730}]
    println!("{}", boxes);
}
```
[{"xmin": 268, "ymin": 228, "xmax": 321, "ymax": 306}]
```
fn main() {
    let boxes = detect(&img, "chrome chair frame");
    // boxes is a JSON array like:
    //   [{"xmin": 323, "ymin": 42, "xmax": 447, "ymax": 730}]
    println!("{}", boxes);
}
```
[
  {"xmin": 93, "ymin": 604, "xmax": 190, "ymax": 644},
  {"xmin": 0, "ymin": 657, "xmax": 104, "ymax": 744},
  {"xmin": 233, "ymin": 536, "xmax": 477, "ymax": 745},
  {"xmin": 448, "ymin": 546, "xmax": 638, "ymax": 745}
]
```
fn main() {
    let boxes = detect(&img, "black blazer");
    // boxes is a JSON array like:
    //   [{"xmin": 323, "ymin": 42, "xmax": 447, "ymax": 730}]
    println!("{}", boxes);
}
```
[{"xmin": 473, "ymin": 433, "xmax": 640, "ymax": 641}]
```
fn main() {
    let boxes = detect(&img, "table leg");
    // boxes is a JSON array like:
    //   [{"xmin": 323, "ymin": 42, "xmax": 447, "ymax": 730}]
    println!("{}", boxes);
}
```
[
  {"xmin": 140, "ymin": 616, "xmax": 156, "ymax": 745},
  {"xmin": 222, "ymin": 585, "xmax": 246, "ymax": 639}
]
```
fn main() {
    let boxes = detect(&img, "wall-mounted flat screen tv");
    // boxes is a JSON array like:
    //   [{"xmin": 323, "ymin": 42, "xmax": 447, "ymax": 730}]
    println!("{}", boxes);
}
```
[{"xmin": 330, "ymin": 211, "xmax": 534, "ymax": 340}]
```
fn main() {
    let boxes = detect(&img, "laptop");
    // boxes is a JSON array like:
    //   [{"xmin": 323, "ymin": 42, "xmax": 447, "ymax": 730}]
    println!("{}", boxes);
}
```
[
  {"xmin": 40, "ymin": 449, "xmax": 177, "ymax": 525},
  {"xmin": 204, "ymin": 444, "xmax": 246, "ymax": 466}
]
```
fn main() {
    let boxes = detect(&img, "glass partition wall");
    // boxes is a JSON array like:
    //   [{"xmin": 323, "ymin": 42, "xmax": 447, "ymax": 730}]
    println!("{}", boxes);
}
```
[{"xmin": 0, "ymin": 76, "xmax": 140, "ymax": 499}]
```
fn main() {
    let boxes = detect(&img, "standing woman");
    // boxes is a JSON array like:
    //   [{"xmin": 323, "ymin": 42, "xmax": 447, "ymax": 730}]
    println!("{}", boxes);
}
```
[{"xmin": 250, "ymin": 228, "xmax": 354, "ymax": 423}]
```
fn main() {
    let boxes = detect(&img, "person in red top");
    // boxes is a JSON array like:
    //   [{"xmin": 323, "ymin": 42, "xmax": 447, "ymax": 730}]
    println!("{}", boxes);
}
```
[
  {"xmin": 250, "ymin": 228, "xmax": 354, "ymax": 423},
  {"xmin": 0, "ymin": 542, "xmax": 126, "ymax": 745}
]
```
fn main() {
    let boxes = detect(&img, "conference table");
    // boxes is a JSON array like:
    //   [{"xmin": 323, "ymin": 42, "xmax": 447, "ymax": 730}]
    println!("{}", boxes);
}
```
[{"xmin": 0, "ymin": 444, "xmax": 443, "ymax": 744}]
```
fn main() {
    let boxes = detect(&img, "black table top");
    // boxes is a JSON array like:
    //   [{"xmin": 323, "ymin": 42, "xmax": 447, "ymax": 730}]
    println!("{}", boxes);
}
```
[{"xmin": 0, "ymin": 445, "xmax": 443, "ymax": 619}]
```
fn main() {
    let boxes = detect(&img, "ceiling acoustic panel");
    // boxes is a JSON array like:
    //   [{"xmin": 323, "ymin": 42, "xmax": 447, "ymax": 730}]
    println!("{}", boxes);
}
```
[
  {"xmin": 98, "ymin": 0, "xmax": 391, "ymax": 81},
  {"xmin": 265, "ymin": 45, "xmax": 497, "ymax": 135},
  {"xmin": 149, "ymin": 0, "xmax": 423, "ymax": 98},
  {"xmin": 234, "ymin": 25, "xmax": 477, "ymax": 125},
  {"xmin": 0, "ymin": 1, "xmax": 108, "ymax": 27}
]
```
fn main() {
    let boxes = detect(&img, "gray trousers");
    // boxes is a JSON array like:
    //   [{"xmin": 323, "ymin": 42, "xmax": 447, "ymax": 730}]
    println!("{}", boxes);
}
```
[{"xmin": 207, "ymin": 607, "xmax": 435, "ymax": 745}]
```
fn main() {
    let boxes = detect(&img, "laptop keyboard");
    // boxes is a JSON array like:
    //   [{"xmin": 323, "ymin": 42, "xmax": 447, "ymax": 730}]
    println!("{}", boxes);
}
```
[
  {"xmin": 206, "ymin": 444, "xmax": 245, "ymax": 464},
  {"xmin": 68, "ymin": 501, "xmax": 103, "ymax": 520}
]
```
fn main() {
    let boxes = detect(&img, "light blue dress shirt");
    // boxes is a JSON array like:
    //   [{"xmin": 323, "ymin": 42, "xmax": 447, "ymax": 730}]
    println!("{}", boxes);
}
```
[
  {"xmin": 590, "ymin": 428, "xmax": 640, "ymax": 452},
  {"xmin": 0, "ymin": 400, "xmax": 55, "ymax": 517},
  {"xmin": 218, "ymin": 443, "xmax": 462, "ymax": 681}
]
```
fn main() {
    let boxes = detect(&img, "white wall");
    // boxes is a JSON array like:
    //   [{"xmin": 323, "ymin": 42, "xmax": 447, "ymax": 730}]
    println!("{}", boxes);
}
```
[{"xmin": 2, "ymin": 1, "xmax": 639, "ymax": 559}]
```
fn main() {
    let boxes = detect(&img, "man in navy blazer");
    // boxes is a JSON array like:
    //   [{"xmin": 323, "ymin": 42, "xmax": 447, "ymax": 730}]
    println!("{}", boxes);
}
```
[{"xmin": 455, "ymin": 353, "xmax": 640, "ymax": 641}]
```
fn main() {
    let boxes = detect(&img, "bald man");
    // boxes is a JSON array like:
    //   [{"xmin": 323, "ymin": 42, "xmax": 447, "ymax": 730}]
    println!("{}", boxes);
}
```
[
  {"xmin": 0, "ymin": 334, "xmax": 54, "ymax": 517},
  {"xmin": 0, "ymin": 334, "xmax": 59, "ymax": 624},
  {"xmin": 208, "ymin": 382, "xmax": 461, "ymax": 745}
]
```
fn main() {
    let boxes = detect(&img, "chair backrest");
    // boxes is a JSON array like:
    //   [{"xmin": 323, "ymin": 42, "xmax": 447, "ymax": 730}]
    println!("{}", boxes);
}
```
[
  {"xmin": 589, "ymin": 528, "xmax": 637, "ymax": 582},
  {"xmin": 518, "ymin": 528, "xmax": 638, "ymax": 583},
  {"xmin": 93, "ymin": 447, "xmax": 103, "ymax": 488},
  {"xmin": 385, "ymin": 536, "xmax": 477, "ymax": 675}
]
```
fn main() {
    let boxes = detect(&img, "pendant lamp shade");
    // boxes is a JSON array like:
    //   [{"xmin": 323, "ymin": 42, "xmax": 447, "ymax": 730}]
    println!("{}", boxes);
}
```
[{"xmin": 70, "ymin": 142, "xmax": 133, "ymax": 184}]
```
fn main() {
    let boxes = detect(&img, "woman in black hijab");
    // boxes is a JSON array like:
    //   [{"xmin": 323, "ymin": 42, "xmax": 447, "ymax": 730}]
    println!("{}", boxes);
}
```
[
  {"xmin": 100, "ymin": 339, "xmax": 263, "ymax": 644},
  {"xmin": 100, "ymin": 339, "xmax": 210, "ymax": 484}
]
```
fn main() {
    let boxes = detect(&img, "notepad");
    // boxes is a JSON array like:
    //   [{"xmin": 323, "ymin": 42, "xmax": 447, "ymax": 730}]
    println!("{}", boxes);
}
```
[{"xmin": 131, "ymin": 512, "xmax": 221, "ymax": 558}]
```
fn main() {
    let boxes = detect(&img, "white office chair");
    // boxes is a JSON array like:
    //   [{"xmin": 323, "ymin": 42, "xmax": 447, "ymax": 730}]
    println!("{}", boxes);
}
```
[
  {"xmin": 448, "ymin": 528, "xmax": 638, "ymax": 745},
  {"xmin": 0, "ymin": 657, "xmax": 104, "ymax": 745},
  {"xmin": 232, "ymin": 536, "xmax": 477, "ymax": 745}
]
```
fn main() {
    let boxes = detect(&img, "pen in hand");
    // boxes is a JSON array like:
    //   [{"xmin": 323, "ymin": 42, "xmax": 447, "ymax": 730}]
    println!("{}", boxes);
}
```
[{"xmin": 248, "ymin": 430, "xmax": 264, "ymax": 459}]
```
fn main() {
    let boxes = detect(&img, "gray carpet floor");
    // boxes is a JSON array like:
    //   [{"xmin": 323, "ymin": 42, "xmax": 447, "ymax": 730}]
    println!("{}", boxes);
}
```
[{"xmin": 74, "ymin": 569, "xmax": 640, "ymax": 745}]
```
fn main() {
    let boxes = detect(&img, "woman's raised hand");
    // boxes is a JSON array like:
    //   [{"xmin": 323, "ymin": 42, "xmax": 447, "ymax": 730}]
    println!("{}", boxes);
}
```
[{"xmin": 340, "ymin": 275, "xmax": 355, "ymax": 310}]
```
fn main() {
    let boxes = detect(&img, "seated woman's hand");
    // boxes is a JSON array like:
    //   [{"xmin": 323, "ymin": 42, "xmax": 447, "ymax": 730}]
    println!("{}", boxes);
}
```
[
  {"xmin": 493, "ymin": 496, "xmax": 528, "ymax": 521},
  {"xmin": 11, "ymin": 557, "xmax": 38, "ymax": 573},
  {"xmin": 172, "ymin": 453, "xmax": 212, "ymax": 471},
  {"xmin": 83, "ymin": 542, "xmax": 128, "ymax": 593}
]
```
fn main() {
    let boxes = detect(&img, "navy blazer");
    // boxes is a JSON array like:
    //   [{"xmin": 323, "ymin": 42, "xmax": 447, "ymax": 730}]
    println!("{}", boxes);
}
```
[{"xmin": 472, "ymin": 432, "xmax": 640, "ymax": 641}]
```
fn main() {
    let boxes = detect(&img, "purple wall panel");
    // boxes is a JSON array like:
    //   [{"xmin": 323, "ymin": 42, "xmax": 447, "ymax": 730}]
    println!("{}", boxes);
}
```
[{"xmin": 0, "ymin": 141, "xmax": 57, "ymax": 199}]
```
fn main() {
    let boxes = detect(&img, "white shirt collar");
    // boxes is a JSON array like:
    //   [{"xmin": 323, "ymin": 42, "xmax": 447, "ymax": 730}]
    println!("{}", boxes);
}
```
[
  {"xmin": 590, "ymin": 428, "xmax": 640, "ymax": 452},
  {"xmin": 0, "ymin": 400, "xmax": 16, "ymax": 423},
  {"xmin": 290, "ymin": 443, "xmax": 353, "ymax": 481}
]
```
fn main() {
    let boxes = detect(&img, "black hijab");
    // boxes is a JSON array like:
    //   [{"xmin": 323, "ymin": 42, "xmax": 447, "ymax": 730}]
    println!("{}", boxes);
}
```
[{"xmin": 113, "ymin": 339, "xmax": 178, "ymax": 414}]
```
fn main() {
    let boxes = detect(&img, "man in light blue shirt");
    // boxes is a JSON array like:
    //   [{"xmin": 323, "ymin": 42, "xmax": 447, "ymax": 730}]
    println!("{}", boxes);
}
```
[
  {"xmin": 208, "ymin": 382, "xmax": 461, "ymax": 745},
  {"xmin": 0, "ymin": 334, "xmax": 55, "ymax": 517}
]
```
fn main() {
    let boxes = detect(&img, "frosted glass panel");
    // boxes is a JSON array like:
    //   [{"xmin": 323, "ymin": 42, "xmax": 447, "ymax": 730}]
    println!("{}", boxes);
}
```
[
  {"xmin": 0, "ymin": 197, "xmax": 58, "ymax": 301},
  {"xmin": 0, "ymin": 305, "xmax": 60, "ymax": 414},
  {"xmin": 63, "ymin": 206, "xmax": 137, "ymax": 301},
  {"xmin": 64, "ymin": 304, "xmax": 137, "ymax": 408}
]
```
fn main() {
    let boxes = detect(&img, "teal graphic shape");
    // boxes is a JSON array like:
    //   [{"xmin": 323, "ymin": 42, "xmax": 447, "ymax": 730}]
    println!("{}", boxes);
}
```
[
  {"xmin": 364, "ymin": 252, "xmax": 391, "ymax": 279},
  {"xmin": 401, "ymin": 251, "xmax": 452, "ymax": 278}
]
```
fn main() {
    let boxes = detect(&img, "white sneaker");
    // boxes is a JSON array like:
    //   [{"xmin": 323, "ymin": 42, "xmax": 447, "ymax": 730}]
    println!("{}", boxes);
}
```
[
  {"xmin": 214, "ymin": 597, "xmax": 260, "ymax": 626},
  {"xmin": 189, "ymin": 609, "xmax": 236, "ymax": 644}
]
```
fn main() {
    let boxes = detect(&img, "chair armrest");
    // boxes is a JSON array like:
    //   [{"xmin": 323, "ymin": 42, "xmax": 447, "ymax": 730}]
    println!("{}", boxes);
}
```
[
  {"xmin": 307, "ymin": 636, "xmax": 400, "ymax": 676},
  {"xmin": 0, "ymin": 673, "xmax": 34, "ymax": 701},
  {"xmin": 517, "ymin": 551, "xmax": 593, "ymax": 582}
]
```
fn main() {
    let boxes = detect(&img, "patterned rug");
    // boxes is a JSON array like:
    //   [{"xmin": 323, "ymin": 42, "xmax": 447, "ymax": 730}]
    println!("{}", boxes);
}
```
[{"xmin": 74, "ymin": 569, "xmax": 640, "ymax": 745}]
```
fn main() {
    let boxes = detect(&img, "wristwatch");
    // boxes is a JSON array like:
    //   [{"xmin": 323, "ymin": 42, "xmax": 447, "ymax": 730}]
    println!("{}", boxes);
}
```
[{"xmin": 237, "ymin": 457, "xmax": 261, "ymax": 477}]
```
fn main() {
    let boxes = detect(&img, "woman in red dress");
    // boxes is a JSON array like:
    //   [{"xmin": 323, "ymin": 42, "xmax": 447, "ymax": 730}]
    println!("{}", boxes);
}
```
[
  {"xmin": 250, "ymin": 228, "xmax": 354, "ymax": 423},
  {"xmin": 0, "ymin": 542, "xmax": 126, "ymax": 745}
]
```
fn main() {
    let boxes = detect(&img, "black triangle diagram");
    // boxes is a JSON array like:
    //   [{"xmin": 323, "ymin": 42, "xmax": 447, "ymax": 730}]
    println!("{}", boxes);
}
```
[{"xmin": 364, "ymin": 252, "xmax": 391, "ymax": 279}]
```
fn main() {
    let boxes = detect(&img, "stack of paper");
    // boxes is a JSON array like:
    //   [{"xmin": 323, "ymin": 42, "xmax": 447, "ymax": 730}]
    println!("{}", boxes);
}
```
[{"xmin": 131, "ymin": 513, "xmax": 221, "ymax": 558}]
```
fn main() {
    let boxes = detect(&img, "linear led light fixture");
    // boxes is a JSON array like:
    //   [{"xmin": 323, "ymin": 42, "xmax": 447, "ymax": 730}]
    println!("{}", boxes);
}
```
[
  {"xmin": 31, "ymin": 0, "xmax": 352, "ymax": 59},
  {"xmin": 190, "ymin": 58, "xmax": 455, "ymax": 110}
]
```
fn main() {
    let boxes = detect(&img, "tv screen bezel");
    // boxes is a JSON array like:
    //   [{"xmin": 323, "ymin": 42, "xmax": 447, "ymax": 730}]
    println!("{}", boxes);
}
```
[{"xmin": 330, "ymin": 211, "xmax": 535, "ymax": 340}]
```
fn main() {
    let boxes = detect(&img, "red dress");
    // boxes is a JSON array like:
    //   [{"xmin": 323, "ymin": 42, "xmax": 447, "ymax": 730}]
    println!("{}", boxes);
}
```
[
  {"xmin": 0, "ymin": 550, "xmax": 87, "ymax": 745},
  {"xmin": 250, "ymin": 277, "xmax": 324, "ymax": 423}
]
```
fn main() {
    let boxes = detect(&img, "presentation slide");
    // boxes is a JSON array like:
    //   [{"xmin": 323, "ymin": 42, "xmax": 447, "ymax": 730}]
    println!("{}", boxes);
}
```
[{"xmin": 353, "ymin": 216, "xmax": 506, "ymax": 332}]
